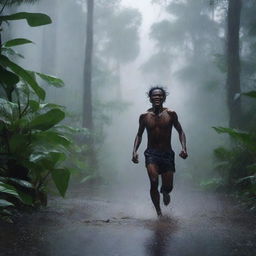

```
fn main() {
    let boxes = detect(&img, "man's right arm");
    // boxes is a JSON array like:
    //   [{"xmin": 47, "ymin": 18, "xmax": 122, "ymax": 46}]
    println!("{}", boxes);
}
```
[
  {"xmin": 132, "ymin": 114, "xmax": 145, "ymax": 163},
  {"xmin": 172, "ymin": 111, "xmax": 188, "ymax": 159}
]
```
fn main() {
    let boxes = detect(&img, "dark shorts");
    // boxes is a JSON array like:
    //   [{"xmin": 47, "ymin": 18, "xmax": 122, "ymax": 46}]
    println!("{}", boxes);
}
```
[{"xmin": 144, "ymin": 148, "xmax": 175, "ymax": 174}]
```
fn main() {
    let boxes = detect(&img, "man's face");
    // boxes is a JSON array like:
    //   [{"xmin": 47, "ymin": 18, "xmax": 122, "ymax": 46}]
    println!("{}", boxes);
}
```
[{"xmin": 150, "ymin": 89, "xmax": 165, "ymax": 107}]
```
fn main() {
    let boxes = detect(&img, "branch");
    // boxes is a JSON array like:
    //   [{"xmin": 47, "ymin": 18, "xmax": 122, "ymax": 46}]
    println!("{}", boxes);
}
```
[
  {"xmin": 0, "ymin": 0, "xmax": 9, "ymax": 16},
  {"xmin": 14, "ymin": 88, "xmax": 22, "ymax": 118},
  {"xmin": 37, "ymin": 170, "xmax": 51, "ymax": 191},
  {"xmin": 20, "ymin": 85, "xmax": 30, "ymax": 117}
]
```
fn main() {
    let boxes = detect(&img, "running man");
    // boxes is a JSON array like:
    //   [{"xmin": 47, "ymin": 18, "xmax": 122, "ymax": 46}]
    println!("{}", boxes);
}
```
[{"xmin": 132, "ymin": 86, "xmax": 188, "ymax": 216}]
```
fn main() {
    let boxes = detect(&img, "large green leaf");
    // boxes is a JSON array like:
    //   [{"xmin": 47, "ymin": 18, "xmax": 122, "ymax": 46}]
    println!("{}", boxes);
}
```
[
  {"xmin": 29, "ymin": 100, "xmax": 39, "ymax": 112},
  {"xmin": 48, "ymin": 152, "xmax": 66, "ymax": 166},
  {"xmin": 0, "ymin": 55, "xmax": 45, "ymax": 100},
  {"xmin": 13, "ymin": 117, "xmax": 30, "ymax": 130},
  {"xmin": 29, "ymin": 152, "xmax": 48, "ymax": 163},
  {"xmin": 213, "ymin": 127, "xmax": 256, "ymax": 151},
  {"xmin": 0, "ymin": 12, "xmax": 52, "ymax": 27},
  {"xmin": 51, "ymin": 168, "xmax": 70, "ymax": 197},
  {"xmin": 236, "ymin": 175, "xmax": 256, "ymax": 185},
  {"xmin": 242, "ymin": 91, "xmax": 256, "ymax": 99},
  {"xmin": 213, "ymin": 127, "xmax": 252, "ymax": 143},
  {"xmin": 9, "ymin": 134, "xmax": 29, "ymax": 153},
  {"xmin": 0, "ymin": 183, "xmax": 19, "ymax": 197},
  {"xmin": 32, "ymin": 131, "xmax": 71, "ymax": 147},
  {"xmin": 39, "ymin": 103, "xmax": 65, "ymax": 110},
  {"xmin": 0, "ymin": 98, "xmax": 18, "ymax": 122},
  {"xmin": 35, "ymin": 72, "xmax": 64, "ymax": 87},
  {"xmin": 0, "ymin": 65, "xmax": 19, "ymax": 86},
  {"xmin": 213, "ymin": 146, "xmax": 233, "ymax": 161},
  {"xmin": 80, "ymin": 174, "xmax": 97, "ymax": 184},
  {"xmin": 3, "ymin": 38, "xmax": 34, "ymax": 48},
  {"xmin": 0, "ymin": 199, "xmax": 14, "ymax": 208},
  {"xmin": 0, "ymin": 181, "xmax": 32, "ymax": 205},
  {"xmin": 1, "ymin": 47, "xmax": 25, "ymax": 58},
  {"xmin": 55, "ymin": 125, "xmax": 90, "ymax": 136},
  {"xmin": 29, "ymin": 151, "xmax": 66, "ymax": 170},
  {"xmin": 30, "ymin": 109, "xmax": 65, "ymax": 131},
  {"xmin": 29, "ymin": 101, "xmax": 64, "ymax": 113},
  {"xmin": 0, "ymin": 177, "xmax": 33, "ymax": 189}
]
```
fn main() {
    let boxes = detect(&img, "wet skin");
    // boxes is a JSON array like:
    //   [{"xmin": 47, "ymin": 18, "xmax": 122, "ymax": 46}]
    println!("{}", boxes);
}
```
[{"xmin": 132, "ymin": 89, "xmax": 188, "ymax": 216}]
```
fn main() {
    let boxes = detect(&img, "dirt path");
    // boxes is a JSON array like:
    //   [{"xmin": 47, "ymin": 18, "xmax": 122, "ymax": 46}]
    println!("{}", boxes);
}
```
[{"xmin": 0, "ymin": 183, "xmax": 255, "ymax": 256}]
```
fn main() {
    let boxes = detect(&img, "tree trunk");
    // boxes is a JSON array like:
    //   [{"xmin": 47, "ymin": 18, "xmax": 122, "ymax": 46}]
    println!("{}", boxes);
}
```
[
  {"xmin": 82, "ymin": 0, "xmax": 94, "ymax": 130},
  {"xmin": 226, "ymin": 0, "xmax": 242, "ymax": 129},
  {"xmin": 82, "ymin": 0, "xmax": 97, "ymax": 171}
]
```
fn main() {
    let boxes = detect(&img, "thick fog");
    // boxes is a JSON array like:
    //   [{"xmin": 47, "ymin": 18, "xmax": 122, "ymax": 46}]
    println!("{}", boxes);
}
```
[
  {"xmin": 2, "ymin": 2, "xmax": 256, "ymax": 255},
  {"xmin": 4, "ymin": 0, "xmax": 229, "ymax": 199}
]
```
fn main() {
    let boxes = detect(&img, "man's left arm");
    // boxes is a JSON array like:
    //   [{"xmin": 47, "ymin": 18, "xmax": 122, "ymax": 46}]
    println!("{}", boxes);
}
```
[{"xmin": 172, "ymin": 111, "xmax": 188, "ymax": 159}]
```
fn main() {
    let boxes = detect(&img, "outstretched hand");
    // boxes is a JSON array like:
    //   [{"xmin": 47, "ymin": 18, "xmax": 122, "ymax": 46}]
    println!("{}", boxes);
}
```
[
  {"xmin": 179, "ymin": 150, "xmax": 188, "ymax": 159},
  {"xmin": 132, "ymin": 153, "xmax": 139, "ymax": 163}
]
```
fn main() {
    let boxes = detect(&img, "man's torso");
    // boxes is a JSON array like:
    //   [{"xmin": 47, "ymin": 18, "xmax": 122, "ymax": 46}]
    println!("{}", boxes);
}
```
[{"xmin": 142, "ymin": 108, "xmax": 175, "ymax": 151}]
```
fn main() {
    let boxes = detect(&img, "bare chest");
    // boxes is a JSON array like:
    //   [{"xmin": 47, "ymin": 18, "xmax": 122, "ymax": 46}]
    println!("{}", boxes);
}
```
[{"xmin": 144, "ymin": 111, "xmax": 172, "ymax": 129}]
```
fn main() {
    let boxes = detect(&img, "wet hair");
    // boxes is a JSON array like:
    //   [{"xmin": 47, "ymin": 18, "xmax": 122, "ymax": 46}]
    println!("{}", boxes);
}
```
[{"xmin": 147, "ymin": 86, "xmax": 168, "ymax": 101}]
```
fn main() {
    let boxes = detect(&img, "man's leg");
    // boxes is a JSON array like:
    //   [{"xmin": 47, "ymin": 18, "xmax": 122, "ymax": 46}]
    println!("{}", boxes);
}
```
[
  {"xmin": 146, "ymin": 163, "xmax": 162, "ymax": 216},
  {"xmin": 161, "ymin": 171, "xmax": 174, "ymax": 206}
]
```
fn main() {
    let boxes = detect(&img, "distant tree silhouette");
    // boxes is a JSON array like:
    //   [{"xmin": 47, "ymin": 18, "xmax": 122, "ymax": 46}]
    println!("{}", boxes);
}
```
[
  {"xmin": 83, "ymin": 0, "xmax": 94, "ymax": 129},
  {"xmin": 226, "ymin": 0, "xmax": 242, "ymax": 128}
]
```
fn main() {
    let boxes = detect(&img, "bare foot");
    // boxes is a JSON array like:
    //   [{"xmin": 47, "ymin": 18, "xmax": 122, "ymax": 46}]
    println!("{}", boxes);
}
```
[
  {"xmin": 163, "ymin": 192, "xmax": 170, "ymax": 206},
  {"xmin": 157, "ymin": 209, "xmax": 162, "ymax": 217}
]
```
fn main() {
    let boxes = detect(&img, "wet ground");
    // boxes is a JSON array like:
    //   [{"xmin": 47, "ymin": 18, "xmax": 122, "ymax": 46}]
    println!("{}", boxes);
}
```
[{"xmin": 0, "ymin": 183, "xmax": 255, "ymax": 256}]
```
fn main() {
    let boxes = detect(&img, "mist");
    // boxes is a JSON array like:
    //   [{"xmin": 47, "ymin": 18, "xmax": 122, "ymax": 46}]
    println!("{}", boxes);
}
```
[
  {"xmin": 0, "ymin": 0, "xmax": 244, "ymax": 211},
  {"xmin": 1, "ymin": 0, "xmax": 256, "ymax": 255},
  {"xmin": 1, "ymin": 0, "xmax": 235, "ymax": 210}
]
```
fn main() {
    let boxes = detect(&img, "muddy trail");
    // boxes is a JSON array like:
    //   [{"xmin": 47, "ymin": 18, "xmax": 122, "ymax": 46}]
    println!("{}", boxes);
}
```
[{"xmin": 0, "ymin": 183, "xmax": 255, "ymax": 256}]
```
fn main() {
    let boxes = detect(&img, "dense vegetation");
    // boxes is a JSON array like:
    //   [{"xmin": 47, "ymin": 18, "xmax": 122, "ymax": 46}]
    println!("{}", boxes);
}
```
[
  {"xmin": 211, "ymin": 0, "xmax": 256, "ymax": 209},
  {"xmin": 0, "ymin": 8, "xmax": 73, "ymax": 222},
  {"xmin": 0, "ymin": 0, "xmax": 142, "ymax": 222},
  {"xmin": 150, "ymin": 0, "xmax": 256, "ymax": 209}
]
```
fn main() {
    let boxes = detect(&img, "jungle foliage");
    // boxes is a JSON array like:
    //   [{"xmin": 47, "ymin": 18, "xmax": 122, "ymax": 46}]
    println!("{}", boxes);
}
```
[
  {"xmin": 211, "ymin": 0, "xmax": 256, "ymax": 209},
  {"xmin": 212, "ymin": 92, "xmax": 256, "ymax": 209},
  {"xmin": 0, "ymin": 10, "xmax": 72, "ymax": 222},
  {"xmin": 150, "ymin": 0, "xmax": 256, "ymax": 209}
]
